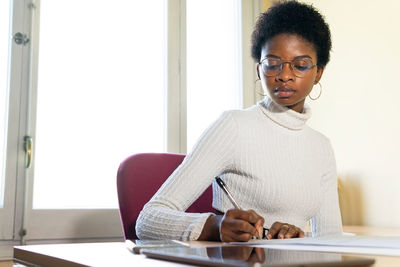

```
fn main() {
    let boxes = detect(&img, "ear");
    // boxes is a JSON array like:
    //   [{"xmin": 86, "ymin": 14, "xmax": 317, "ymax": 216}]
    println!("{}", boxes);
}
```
[
  {"xmin": 314, "ymin": 66, "xmax": 324, "ymax": 84},
  {"xmin": 256, "ymin": 63, "xmax": 261, "ymax": 80}
]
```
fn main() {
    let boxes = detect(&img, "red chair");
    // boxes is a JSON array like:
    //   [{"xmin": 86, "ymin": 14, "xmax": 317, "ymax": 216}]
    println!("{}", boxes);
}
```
[{"xmin": 117, "ymin": 153, "xmax": 213, "ymax": 240}]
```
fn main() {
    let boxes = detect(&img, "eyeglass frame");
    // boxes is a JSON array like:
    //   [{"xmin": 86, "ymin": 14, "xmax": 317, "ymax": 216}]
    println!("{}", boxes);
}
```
[{"xmin": 258, "ymin": 56, "xmax": 317, "ymax": 78}]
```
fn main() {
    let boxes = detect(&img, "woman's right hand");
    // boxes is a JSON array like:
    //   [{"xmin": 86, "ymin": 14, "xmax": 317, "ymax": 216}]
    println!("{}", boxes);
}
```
[
  {"xmin": 218, "ymin": 209, "xmax": 265, "ymax": 242},
  {"xmin": 198, "ymin": 208, "xmax": 264, "ymax": 242}
]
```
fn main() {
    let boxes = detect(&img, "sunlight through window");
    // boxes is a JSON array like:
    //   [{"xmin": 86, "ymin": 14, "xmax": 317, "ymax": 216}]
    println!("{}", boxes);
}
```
[
  {"xmin": 33, "ymin": 0, "xmax": 167, "ymax": 209},
  {"xmin": 187, "ymin": 0, "xmax": 242, "ymax": 151}
]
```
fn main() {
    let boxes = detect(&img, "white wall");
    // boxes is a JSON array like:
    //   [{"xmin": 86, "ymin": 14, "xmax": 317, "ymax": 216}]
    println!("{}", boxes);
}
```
[{"xmin": 303, "ymin": 0, "xmax": 400, "ymax": 226}]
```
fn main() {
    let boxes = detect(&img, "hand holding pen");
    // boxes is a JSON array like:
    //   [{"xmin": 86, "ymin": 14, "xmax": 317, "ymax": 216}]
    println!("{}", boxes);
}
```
[
  {"xmin": 215, "ymin": 177, "xmax": 305, "ymax": 241},
  {"xmin": 215, "ymin": 177, "xmax": 268, "ymax": 241}
]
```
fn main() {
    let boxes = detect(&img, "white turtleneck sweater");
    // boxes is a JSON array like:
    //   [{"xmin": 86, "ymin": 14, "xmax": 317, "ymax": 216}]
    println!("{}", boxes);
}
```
[{"xmin": 136, "ymin": 98, "xmax": 343, "ymax": 240}]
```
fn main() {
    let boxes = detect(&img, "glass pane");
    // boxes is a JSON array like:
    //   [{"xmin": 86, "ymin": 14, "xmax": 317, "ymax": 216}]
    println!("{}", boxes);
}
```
[
  {"xmin": 0, "ymin": 0, "xmax": 11, "ymax": 208},
  {"xmin": 33, "ymin": 0, "xmax": 167, "ymax": 209},
  {"xmin": 187, "ymin": 0, "xmax": 242, "ymax": 150}
]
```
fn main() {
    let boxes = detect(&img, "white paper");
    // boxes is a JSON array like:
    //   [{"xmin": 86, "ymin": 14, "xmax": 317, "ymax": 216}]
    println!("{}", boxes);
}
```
[{"xmin": 230, "ymin": 236, "xmax": 400, "ymax": 256}]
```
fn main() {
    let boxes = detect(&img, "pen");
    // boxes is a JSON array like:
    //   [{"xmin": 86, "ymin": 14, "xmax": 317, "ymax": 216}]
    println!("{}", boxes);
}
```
[{"xmin": 215, "ymin": 177, "xmax": 269, "ymax": 239}]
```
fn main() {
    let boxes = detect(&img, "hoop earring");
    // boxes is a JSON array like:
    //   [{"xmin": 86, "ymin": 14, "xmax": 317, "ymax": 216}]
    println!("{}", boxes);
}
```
[
  {"xmin": 255, "ymin": 78, "xmax": 267, "ymax": 97},
  {"xmin": 309, "ymin": 82, "xmax": 322, "ymax": 100}
]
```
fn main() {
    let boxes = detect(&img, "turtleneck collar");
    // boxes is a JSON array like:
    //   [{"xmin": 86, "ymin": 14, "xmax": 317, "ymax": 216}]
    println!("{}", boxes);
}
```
[{"xmin": 258, "ymin": 97, "xmax": 311, "ymax": 130}]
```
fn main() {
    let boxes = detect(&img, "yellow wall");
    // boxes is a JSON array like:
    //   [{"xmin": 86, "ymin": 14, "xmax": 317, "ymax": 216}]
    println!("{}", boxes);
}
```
[
  {"xmin": 259, "ymin": 0, "xmax": 399, "ymax": 226},
  {"xmin": 301, "ymin": 0, "xmax": 400, "ymax": 227},
  {"xmin": 262, "ymin": 0, "xmax": 273, "ymax": 11}
]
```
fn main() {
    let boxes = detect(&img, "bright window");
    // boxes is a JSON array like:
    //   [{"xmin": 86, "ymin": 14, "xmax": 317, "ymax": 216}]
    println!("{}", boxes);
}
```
[
  {"xmin": 186, "ymin": 0, "xmax": 242, "ymax": 150},
  {"xmin": 33, "ymin": 0, "xmax": 167, "ymax": 209}
]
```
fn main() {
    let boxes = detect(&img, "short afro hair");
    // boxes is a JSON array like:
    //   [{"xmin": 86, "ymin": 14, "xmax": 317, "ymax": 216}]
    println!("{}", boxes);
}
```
[{"xmin": 251, "ymin": 0, "xmax": 331, "ymax": 68}]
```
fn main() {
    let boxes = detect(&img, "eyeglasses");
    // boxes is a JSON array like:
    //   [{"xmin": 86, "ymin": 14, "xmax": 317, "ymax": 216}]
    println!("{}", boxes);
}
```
[{"xmin": 259, "ymin": 57, "xmax": 316, "ymax": 78}]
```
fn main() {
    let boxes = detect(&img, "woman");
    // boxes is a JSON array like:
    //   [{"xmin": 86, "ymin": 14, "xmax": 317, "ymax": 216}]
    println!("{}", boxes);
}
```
[{"xmin": 136, "ymin": 0, "xmax": 342, "ymax": 242}]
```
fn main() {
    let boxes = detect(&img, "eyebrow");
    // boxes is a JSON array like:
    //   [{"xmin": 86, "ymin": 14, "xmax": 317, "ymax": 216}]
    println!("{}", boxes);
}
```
[{"xmin": 264, "ymin": 54, "xmax": 313, "ymax": 60}]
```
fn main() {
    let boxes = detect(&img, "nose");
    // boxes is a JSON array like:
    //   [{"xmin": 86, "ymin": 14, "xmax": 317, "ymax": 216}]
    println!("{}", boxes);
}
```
[{"xmin": 276, "ymin": 62, "xmax": 294, "ymax": 82}]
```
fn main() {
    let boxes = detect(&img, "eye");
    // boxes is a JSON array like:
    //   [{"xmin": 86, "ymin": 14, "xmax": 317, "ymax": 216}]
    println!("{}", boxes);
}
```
[
  {"xmin": 264, "ymin": 64, "xmax": 280, "ymax": 71},
  {"xmin": 293, "ymin": 59, "xmax": 313, "ymax": 71},
  {"xmin": 262, "ymin": 59, "xmax": 281, "ymax": 71},
  {"xmin": 294, "ymin": 65, "xmax": 309, "ymax": 71}
]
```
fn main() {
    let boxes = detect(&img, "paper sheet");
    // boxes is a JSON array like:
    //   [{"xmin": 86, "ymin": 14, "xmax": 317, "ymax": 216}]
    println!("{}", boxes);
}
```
[{"xmin": 230, "ymin": 236, "xmax": 400, "ymax": 256}]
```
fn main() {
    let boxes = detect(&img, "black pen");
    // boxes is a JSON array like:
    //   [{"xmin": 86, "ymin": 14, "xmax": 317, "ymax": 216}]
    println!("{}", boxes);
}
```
[{"xmin": 215, "ymin": 177, "xmax": 269, "ymax": 239}]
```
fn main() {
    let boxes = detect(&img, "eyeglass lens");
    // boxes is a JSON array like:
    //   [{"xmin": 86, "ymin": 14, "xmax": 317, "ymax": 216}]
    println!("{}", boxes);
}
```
[{"xmin": 261, "ymin": 58, "xmax": 314, "ymax": 77}]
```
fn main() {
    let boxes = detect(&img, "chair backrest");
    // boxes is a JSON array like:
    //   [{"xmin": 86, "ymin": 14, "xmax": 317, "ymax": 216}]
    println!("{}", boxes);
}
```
[{"xmin": 117, "ymin": 152, "xmax": 213, "ymax": 240}]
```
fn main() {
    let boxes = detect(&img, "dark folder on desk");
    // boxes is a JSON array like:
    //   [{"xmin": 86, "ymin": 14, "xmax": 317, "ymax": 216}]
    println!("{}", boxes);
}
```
[{"xmin": 141, "ymin": 246, "xmax": 375, "ymax": 267}]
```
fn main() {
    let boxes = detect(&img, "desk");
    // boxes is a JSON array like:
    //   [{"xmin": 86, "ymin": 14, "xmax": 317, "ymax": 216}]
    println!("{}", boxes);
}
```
[
  {"xmin": 13, "ymin": 226, "xmax": 400, "ymax": 267},
  {"xmin": 14, "ymin": 242, "xmax": 189, "ymax": 267}
]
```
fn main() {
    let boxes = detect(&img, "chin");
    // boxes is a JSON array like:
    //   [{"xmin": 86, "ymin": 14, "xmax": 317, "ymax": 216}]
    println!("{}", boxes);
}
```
[
  {"xmin": 272, "ymin": 97, "xmax": 296, "ymax": 106},
  {"xmin": 272, "ymin": 97, "xmax": 305, "ymax": 111}
]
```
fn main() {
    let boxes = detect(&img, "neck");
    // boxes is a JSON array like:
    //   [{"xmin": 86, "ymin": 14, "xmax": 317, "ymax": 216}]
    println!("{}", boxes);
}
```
[
  {"xmin": 259, "ymin": 97, "xmax": 311, "ymax": 130},
  {"xmin": 287, "ymin": 100, "xmax": 305, "ymax": 113}
]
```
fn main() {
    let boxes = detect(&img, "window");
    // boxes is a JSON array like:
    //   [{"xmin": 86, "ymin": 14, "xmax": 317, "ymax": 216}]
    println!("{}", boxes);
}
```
[
  {"xmin": 186, "ymin": 0, "xmax": 242, "ymax": 150},
  {"xmin": 1, "ymin": 0, "xmax": 261, "ymax": 254},
  {"xmin": 33, "ymin": 0, "xmax": 167, "ymax": 209},
  {"xmin": 22, "ymin": 0, "xmax": 168, "ymax": 240}
]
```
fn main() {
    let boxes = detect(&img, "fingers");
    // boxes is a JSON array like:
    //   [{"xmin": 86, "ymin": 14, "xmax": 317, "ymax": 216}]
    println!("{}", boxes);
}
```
[
  {"xmin": 298, "ymin": 229, "xmax": 305, "ymax": 238},
  {"xmin": 266, "ymin": 222, "xmax": 305, "ymax": 239},
  {"xmin": 219, "ymin": 209, "xmax": 265, "ymax": 242},
  {"xmin": 278, "ymin": 224, "xmax": 291, "ymax": 239},
  {"xmin": 235, "ymin": 209, "xmax": 265, "ymax": 238},
  {"xmin": 233, "ymin": 209, "xmax": 265, "ymax": 225},
  {"xmin": 266, "ymin": 221, "xmax": 281, "ymax": 239},
  {"xmin": 218, "ymin": 212, "xmax": 304, "ymax": 241}
]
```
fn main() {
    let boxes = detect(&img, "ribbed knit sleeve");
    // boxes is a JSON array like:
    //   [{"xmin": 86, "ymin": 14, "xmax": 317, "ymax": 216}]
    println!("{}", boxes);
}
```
[
  {"xmin": 136, "ymin": 111, "xmax": 237, "ymax": 240},
  {"xmin": 310, "ymin": 140, "xmax": 343, "ymax": 237}
]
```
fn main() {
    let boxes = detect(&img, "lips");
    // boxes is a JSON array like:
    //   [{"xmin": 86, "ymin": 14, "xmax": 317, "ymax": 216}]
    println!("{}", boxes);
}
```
[{"xmin": 275, "ymin": 86, "xmax": 295, "ymax": 98}]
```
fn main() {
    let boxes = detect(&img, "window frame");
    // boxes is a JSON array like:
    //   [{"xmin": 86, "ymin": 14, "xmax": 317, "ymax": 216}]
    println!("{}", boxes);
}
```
[{"xmin": 0, "ymin": 0, "xmax": 32, "ymax": 242}]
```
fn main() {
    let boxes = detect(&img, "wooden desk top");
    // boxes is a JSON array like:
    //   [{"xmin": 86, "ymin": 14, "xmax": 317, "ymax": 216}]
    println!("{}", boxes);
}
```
[
  {"xmin": 13, "ymin": 226, "xmax": 400, "ymax": 267},
  {"xmin": 14, "ymin": 242, "xmax": 187, "ymax": 267}
]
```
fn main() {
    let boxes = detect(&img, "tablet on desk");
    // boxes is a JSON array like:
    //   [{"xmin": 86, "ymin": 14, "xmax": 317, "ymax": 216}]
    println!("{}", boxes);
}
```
[{"xmin": 141, "ymin": 246, "xmax": 375, "ymax": 267}]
